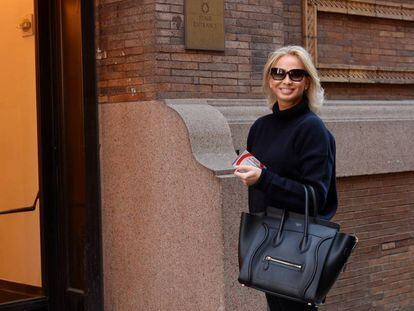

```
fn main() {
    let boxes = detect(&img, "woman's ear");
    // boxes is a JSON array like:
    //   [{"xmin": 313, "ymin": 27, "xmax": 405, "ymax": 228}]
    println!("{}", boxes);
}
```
[
  {"xmin": 305, "ymin": 77, "xmax": 310, "ymax": 91},
  {"xmin": 268, "ymin": 75, "xmax": 274, "ymax": 87}
]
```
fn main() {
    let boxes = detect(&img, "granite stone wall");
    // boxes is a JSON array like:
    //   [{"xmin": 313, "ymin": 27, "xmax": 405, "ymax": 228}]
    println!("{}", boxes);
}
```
[{"xmin": 100, "ymin": 101, "xmax": 227, "ymax": 310}]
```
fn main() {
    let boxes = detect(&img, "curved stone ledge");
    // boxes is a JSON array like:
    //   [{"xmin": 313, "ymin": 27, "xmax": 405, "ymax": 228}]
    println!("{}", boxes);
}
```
[
  {"xmin": 166, "ymin": 99, "xmax": 237, "ymax": 175},
  {"xmin": 165, "ymin": 99, "xmax": 414, "ymax": 177}
]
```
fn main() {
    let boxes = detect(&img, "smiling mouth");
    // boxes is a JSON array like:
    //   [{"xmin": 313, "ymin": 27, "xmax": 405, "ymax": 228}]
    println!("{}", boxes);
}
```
[{"xmin": 279, "ymin": 88, "xmax": 294, "ymax": 94}]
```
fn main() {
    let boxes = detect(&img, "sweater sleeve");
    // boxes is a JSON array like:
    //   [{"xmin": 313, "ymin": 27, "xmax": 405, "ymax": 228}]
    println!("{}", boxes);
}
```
[
  {"xmin": 254, "ymin": 117, "xmax": 334, "ymax": 215},
  {"xmin": 246, "ymin": 119, "xmax": 258, "ymax": 152}
]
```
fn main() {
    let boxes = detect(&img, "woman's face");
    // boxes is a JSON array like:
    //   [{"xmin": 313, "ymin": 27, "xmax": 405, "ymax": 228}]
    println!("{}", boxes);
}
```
[{"xmin": 268, "ymin": 54, "xmax": 310, "ymax": 110}]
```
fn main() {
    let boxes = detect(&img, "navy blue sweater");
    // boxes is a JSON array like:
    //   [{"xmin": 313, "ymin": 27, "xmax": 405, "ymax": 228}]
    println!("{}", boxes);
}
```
[{"xmin": 247, "ymin": 97, "xmax": 337, "ymax": 220}]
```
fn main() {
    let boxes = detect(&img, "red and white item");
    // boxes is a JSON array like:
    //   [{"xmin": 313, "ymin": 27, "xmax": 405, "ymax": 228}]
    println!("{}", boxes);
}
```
[{"xmin": 232, "ymin": 150, "xmax": 266, "ymax": 169}]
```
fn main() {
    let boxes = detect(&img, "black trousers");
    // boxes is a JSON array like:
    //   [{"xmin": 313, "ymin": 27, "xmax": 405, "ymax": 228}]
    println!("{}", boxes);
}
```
[{"xmin": 266, "ymin": 294, "xmax": 318, "ymax": 311}]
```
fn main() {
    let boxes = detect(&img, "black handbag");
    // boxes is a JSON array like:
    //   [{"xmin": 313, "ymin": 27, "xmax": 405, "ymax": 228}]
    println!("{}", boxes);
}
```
[{"xmin": 238, "ymin": 185, "xmax": 358, "ymax": 305}]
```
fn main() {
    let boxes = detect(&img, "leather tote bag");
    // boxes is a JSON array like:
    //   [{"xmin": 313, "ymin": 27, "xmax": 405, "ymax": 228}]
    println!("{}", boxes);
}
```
[{"xmin": 238, "ymin": 185, "xmax": 358, "ymax": 305}]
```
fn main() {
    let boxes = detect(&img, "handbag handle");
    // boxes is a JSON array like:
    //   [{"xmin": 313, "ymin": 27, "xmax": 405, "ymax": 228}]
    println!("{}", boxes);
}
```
[
  {"xmin": 308, "ymin": 185, "xmax": 318, "ymax": 218},
  {"xmin": 300, "ymin": 185, "xmax": 310, "ymax": 251},
  {"xmin": 271, "ymin": 185, "xmax": 318, "ymax": 251},
  {"xmin": 300, "ymin": 185, "xmax": 318, "ymax": 251}
]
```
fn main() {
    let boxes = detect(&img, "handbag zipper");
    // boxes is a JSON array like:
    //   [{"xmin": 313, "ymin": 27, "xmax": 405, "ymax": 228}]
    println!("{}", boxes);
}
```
[{"xmin": 264, "ymin": 256, "xmax": 302, "ymax": 270}]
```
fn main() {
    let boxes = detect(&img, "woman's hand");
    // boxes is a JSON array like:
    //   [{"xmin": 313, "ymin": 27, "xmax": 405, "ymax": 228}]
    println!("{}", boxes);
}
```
[{"xmin": 234, "ymin": 165, "xmax": 262, "ymax": 186}]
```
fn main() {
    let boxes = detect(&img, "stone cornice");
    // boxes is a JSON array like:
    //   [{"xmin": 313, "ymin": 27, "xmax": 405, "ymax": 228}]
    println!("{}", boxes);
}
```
[{"xmin": 165, "ymin": 98, "xmax": 414, "ymax": 177}]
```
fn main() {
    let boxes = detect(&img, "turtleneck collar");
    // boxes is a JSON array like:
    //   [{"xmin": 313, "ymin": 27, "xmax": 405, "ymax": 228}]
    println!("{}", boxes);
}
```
[{"xmin": 272, "ymin": 96, "xmax": 310, "ymax": 120}]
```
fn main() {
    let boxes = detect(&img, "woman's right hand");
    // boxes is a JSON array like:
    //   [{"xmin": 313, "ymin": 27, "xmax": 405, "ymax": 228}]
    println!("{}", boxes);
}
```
[{"xmin": 234, "ymin": 165, "xmax": 262, "ymax": 186}]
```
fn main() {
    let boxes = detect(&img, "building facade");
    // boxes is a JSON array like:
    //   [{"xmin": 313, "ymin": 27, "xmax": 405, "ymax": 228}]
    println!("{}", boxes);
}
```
[
  {"xmin": 97, "ymin": 0, "xmax": 414, "ymax": 310},
  {"xmin": 0, "ymin": 0, "xmax": 413, "ymax": 310}
]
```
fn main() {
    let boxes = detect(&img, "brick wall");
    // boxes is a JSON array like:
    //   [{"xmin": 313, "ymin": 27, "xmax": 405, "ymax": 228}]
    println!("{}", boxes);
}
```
[
  {"xmin": 282, "ymin": 0, "xmax": 414, "ymax": 100},
  {"xmin": 96, "ymin": 0, "xmax": 157, "ymax": 103},
  {"xmin": 321, "ymin": 172, "xmax": 414, "ymax": 311},
  {"xmin": 154, "ymin": 0, "xmax": 284, "ymax": 99},
  {"xmin": 283, "ymin": 0, "xmax": 302, "ymax": 45},
  {"xmin": 317, "ymin": 11, "xmax": 414, "ymax": 100},
  {"xmin": 96, "ymin": 0, "xmax": 285, "ymax": 103},
  {"xmin": 96, "ymin": 0, "xmax": 414, "ymax": 103},
  {"xmin": 318, "ymin": 13, "xmax": 413, "ymax": 70}
]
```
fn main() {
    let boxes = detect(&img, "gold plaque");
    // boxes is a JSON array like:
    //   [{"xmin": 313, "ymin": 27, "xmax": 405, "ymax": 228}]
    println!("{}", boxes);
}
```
[{"xmin": 185, "ymin": 0, "xmax": 225, "ymax": 51}]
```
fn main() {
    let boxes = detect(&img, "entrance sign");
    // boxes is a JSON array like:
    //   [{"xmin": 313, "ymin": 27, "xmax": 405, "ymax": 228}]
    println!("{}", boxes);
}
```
[{"xmin": 185, "ymin": 0, "xmax": 225, "ymax": 51}]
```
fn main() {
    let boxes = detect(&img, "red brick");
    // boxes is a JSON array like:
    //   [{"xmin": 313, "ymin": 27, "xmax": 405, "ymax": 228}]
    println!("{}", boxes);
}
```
[
  {"xmin": 212, "ymin": 85, "xmax": 250, "ymax": 93},
  {"xmin": 317, "ymin": 172, "xmax": 414, "ymax": 310},
  {"xmin": 171, "ymin": 53, "xmax": 212, "ymax": 62}
]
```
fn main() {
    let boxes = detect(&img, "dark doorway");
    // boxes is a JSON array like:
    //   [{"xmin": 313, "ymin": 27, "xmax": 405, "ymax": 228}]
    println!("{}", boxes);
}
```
[{"xmin": 0, "ymin": 0, "xmax": 103, "ymax": 310}]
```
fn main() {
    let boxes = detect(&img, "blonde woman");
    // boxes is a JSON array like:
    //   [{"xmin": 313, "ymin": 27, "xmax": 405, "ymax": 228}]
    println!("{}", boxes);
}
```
[{"xmin": 234, "ymin": 46, "xmax": 337, "ymax": 310}]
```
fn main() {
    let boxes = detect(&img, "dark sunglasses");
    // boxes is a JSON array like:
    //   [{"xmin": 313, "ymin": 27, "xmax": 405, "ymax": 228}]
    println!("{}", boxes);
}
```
[{"xmin": 270, "ymin": 68, "xmax": 309, "ymax": 82}]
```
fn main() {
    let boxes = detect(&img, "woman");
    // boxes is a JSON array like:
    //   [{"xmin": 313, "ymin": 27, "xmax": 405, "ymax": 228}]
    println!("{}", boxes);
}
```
[{"xmin": 234, "ymin": 46, "xmax": 337, "ymax": 310}]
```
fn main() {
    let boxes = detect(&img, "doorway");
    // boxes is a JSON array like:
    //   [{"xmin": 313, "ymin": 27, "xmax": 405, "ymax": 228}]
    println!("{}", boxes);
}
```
[{"xmin": 0, "ymin": 0, "xmax": 102, "ymax": 310}]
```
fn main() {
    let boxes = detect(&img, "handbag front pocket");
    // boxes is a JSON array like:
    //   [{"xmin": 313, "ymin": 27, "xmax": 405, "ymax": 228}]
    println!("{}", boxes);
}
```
[{"xmin": 263, "ymin": 255, "xmax": 303, "ymax": 271}]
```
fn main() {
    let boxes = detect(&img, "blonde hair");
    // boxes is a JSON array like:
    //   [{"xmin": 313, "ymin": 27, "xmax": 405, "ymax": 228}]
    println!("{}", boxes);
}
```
[{"xmin": 262, "ymin": 46, "xmax": 324, "ymax": 112}]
